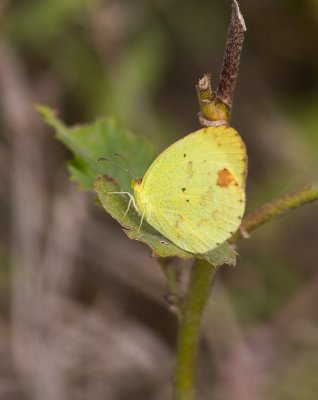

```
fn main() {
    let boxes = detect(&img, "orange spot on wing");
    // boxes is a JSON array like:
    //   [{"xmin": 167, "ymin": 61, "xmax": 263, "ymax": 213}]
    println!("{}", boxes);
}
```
[{"xmin": 217, "ymin": 168, "xmax": 235, "ymax": 187}]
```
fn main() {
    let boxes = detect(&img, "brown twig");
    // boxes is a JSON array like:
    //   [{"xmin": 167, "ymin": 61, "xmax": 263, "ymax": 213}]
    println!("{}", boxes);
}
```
[
  {"xmin": 216, "ymin": 0, "xmax": 246, "ymax": 108},
  {"xmin": 197, "ymin": 1, "xmax": 246, "ymax": 126},
  {"xmin": 233, "ymin": 184, "xmax": 318, "ymax": 242}
]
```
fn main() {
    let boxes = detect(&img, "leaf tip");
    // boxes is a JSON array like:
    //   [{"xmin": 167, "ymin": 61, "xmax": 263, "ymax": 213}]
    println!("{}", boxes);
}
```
[{"xmin": 34, "ymin": 104, "xmax": 56, "ymax": 119}]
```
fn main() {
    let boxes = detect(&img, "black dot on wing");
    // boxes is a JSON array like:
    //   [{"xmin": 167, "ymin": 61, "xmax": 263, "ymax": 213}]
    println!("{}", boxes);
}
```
[
  {"xmin": 183, "ymin": 153, "xmax": 187, "ymax": 158},
  {"xmin": 182, "ymin": 187, "xmax": 186, "ymax": 192},
  {"xmin": 186, "ymin": 199, "xmax": 190, "ymax": 203}
]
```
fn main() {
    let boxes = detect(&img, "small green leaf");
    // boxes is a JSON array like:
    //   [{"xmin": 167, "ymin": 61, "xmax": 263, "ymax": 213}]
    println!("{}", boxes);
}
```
[
  {"xmin": 37, "ymin": 105, "xmax": 155, "ymax": 191},
  {"xmin": 94, "ymin": 175, "xmax": 236, "ymax": 266},
  {"xmin": 204, "ymin": 243, "xmax": 237, "ymax": 266}
]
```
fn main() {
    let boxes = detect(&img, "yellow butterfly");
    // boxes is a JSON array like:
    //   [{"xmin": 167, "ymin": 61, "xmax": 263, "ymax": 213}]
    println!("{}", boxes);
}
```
[{"xmin": 113, "ymin": 126, "xmax": 246, "ymax": 254}]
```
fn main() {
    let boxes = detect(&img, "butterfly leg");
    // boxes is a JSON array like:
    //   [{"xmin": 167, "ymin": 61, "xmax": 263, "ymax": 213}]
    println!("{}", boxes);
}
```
[
  {"xmin": 107, "ymin": 191, "xmax": 130, "ymax": 196},
  {"xmin": 107, "ymin": 191, "xmax": 138, "ymax": 213},
  {"xmin": 138, "ymin": 207, "xmax": 146, "ymax": 231},
  {"xmin": 123, "ymin": 196, "xmax": 133, "ymax": 218}
]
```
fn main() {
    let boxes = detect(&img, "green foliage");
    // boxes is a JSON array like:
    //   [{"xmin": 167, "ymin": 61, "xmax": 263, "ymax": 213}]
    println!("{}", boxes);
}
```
[
  {"xmin": 38, "ymin": 106, "xmax": 236, "ymax": 266},
  {"xmin": 37, "ymin": 105, "xmax": 155, "ymax": 192}
]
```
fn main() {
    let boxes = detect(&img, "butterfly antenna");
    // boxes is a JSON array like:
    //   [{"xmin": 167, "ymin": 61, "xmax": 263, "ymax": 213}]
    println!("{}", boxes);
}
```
[
  {"xmin": 114, "ymin": 153, "xmax": 138, "ymax": 179},
  {"xmin": 97, "ymin": 157, "xmax": 111, "ymax": 163},
  {"xmin": 97, "ymin": 156, "xmax": 135, "ymax": 178}
]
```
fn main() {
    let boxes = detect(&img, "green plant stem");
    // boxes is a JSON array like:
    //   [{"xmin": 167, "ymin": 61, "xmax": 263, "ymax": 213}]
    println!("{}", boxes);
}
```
[
  {"xmin": 173, "ymin": 260, "xmax": 217, "ymax": 400},
  {"xmin": 233, "ymin": 184, "xmax": 318, "ymax": 241},
  {"xmin": 196, "ymin": 74, "xmax": 230, "ymax": 125},
  {"xmin": 159, "ymin": 258, "xmax": 182, "ymax": 318},
  {"xmin": 172, "ymin": 184, "xmax": 318, "ymax": 400}
]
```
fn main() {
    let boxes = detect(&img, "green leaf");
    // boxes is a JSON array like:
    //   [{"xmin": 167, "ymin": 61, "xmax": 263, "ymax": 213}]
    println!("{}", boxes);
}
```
[
  {"xmin": 37, "ymin": 105, "xmax": 155, "ymax": 191},
  {"xmin": 38, "ymin": 105, "xmax": 236, "ymax": 266},
  {"xmin": 94, "ymin": 175, "xmax": 236, "ymax": 266}
]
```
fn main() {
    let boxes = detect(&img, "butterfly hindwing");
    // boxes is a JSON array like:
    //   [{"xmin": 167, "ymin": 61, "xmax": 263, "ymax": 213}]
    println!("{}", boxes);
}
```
[{"xmin": 134, "ymin": 126, "xmax": 246, "ymax": 254}]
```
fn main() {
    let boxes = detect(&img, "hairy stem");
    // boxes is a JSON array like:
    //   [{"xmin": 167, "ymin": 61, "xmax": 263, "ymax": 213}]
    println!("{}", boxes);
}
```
[
  {"xmin": 216, "ymin": 0, "xmax": 246, "ymax": 108},
  {"xmin": 233, "ymin": 184, "xmax": 318, "ymax": 241},
  {"xmin": 197, "ymin": 0, "xmax": 246, "ymax": 126},
  {"xmin": 173, "ymin": 260, "xmax": 218, "ymax": 400}
]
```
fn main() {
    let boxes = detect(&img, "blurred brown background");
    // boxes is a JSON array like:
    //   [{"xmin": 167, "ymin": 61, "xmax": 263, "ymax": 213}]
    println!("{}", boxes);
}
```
[{"xmin": 0, "ymin": 0, "xmax": 318, "ymax": 399}]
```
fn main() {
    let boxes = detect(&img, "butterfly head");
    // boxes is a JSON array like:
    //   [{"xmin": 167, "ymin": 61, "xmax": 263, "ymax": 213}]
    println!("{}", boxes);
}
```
[{"xmin": 131, "ymin": 178, "xmax": 142, "ymax": 191}]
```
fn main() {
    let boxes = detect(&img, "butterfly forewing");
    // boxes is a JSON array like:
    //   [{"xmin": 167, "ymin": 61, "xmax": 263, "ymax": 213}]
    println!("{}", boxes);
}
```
[{"xmin": 135, "ymin": 126, "xmax": 246, "ymax": 254}]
